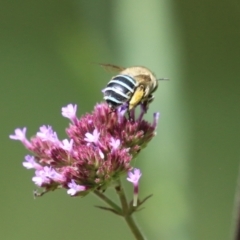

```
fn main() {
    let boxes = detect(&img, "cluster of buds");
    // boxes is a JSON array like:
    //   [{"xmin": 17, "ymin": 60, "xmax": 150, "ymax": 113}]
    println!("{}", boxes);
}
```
[{"xmin": 10, "ymin": 103, "xmax": 159, "ymax": 201}]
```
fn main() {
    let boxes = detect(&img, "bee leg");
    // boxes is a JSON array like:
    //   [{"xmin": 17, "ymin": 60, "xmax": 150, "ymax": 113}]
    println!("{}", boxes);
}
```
[
  {"xmin": 137, "ymin": 95, "xmax": 154, "ymax": 121},
  {"xmin": 129, "ymin": 108, "xmax": 135, "ymax": 121},
  {"xmin": 125, "ymin": 104, "xmax": 135, "ymax": 121},
  {"xmin": 141, "ymin": 102, "xmax": 148, "ymax": 113},
  {"xmin": 127, "ymin": 108, "xmax": 135, "ymax": 122},
  {"xmin": 140, "ymin": 99, "xmax": 150, "ymax": 114},
  {"xmin": 143, "ymin": 94, "xmax": 155, "ymax": 112},
  {"xmin": 127, "ymin": 109, "xmax": 131, "ymax": 120},
  {"xmin": 137, "ymin": 104, "xmax": 146, "ymax": 121}
]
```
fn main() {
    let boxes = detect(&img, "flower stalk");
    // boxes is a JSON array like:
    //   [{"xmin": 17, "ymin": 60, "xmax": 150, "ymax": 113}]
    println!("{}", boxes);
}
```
[{"xmin": 115, "ymin": 179, "xmax": 145, "ymax": 240}]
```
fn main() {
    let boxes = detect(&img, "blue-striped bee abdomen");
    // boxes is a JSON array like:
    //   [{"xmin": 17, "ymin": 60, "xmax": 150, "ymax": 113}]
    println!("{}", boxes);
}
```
[{"xmin": 102, "ymin": 74, "xmax": 137, "ymax": 109}]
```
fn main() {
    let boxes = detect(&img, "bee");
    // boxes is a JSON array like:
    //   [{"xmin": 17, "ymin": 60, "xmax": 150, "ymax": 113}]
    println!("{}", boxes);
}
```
[{"xmin": 101, "ymin": 64, "xmax": 167, "ymax": 113}]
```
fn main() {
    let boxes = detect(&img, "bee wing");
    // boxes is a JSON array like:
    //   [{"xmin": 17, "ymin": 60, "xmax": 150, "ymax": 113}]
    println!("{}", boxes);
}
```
[
  {"xmin": 99, "ymin": 63, "xmax": 125, "ymax": 73},
  {"xmin": 134, "ymin": 74, "xmax": 152, "ymax": 85}
]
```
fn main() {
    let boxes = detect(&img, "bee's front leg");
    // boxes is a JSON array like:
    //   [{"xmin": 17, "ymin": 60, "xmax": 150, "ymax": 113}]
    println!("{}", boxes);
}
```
[{"xmin": 142, "ymin": 94, "xmax": 155, "ymax": 113}]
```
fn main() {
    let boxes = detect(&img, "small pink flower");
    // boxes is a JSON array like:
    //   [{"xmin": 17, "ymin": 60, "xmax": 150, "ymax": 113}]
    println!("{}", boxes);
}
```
[
  {"xmin": 61, "ymin": 139, "xmax": 73, "ymax": 152},
  {"xmin": 117, "ymin": 104, "xmax": 128, "ymax": 123},
  {"xmin": 84, "ymin": 128, "xmax": 100, "ymax": 144},
  {"xmin": 32, "ymin": 166, "xmax": 64, "ymax": 187},
  {"xmin": 67, "ymin": 180, "xmax": 86, "ymax": 196},
  {"xmin": 61, "ymin": 104, "xmax": 77, "ymax": 123},
  {"xmin": 110, "ymin": 137, "xmax": 120, "ymax": 150},
  {"xmin": 127, "ymin": 168, "xmax": 142, "ymax": 185},
  {"xmin": 9, "ymin": 127, "xmax": 32, "ymax": 148},
  {"xmin": 9, "ymin": 127, "xmax": 27, "ymax": 141},
  {"xmin": 152, "ymin": 112, "xmax": 160, "ymax": 129},
  {"xmin": 36, "ymin": 125, "xmax": 59, "ymax": 143},
  {"xmin": 127, "ymin": 168, "xmax": 142, "ymax": 207},
  {"xmin": 32, "ymin": 167, "xmax": 52, "ymax": 186},
  {"xmin": 23, "ymin": 155, "xmax": 42, "ymax": 170}
]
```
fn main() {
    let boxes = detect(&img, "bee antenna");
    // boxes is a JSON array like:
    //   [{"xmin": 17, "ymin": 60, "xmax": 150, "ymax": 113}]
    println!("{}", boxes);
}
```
[{"xmin": 157, "ymin": 78, "xmax": 169, "ymax": 81}]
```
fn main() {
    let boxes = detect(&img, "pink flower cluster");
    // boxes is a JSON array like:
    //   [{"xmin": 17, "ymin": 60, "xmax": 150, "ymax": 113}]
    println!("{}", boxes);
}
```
[{"xmin": 10, "ymin": 103, "xmax": 159, "ymax": 197}]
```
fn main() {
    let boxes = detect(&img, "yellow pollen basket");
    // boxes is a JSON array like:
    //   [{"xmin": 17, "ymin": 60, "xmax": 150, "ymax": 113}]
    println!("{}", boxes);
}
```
[{"xmin": 129, "ymin": 86, "xmax": 144, "ymax": 110}]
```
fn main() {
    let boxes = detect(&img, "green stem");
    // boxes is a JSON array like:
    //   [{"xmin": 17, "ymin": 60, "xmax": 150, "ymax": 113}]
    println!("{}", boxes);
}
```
[
  {"xmin": 233, "ymin": 165, "xmax": 240, "ymax": 240},
  {"xmin": 93, "ymin": 190, "xmax": 122, "ymax": 214},
  {"xmin": 115, "ymin": 179, "xmax": 129, "ymax": 215},
  {"xmin": 124, "ymin": 215, "xmax": 145, "ymax": 240},
  {"xmin": 115, "ymin": 179, "xmax": 145, "ymax": 240}
]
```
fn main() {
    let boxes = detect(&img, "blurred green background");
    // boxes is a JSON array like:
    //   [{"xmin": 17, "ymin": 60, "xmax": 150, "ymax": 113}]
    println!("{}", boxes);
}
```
[{"xmin": 1, "ymin": 1, "xmax": 240, "ymax": 240}]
